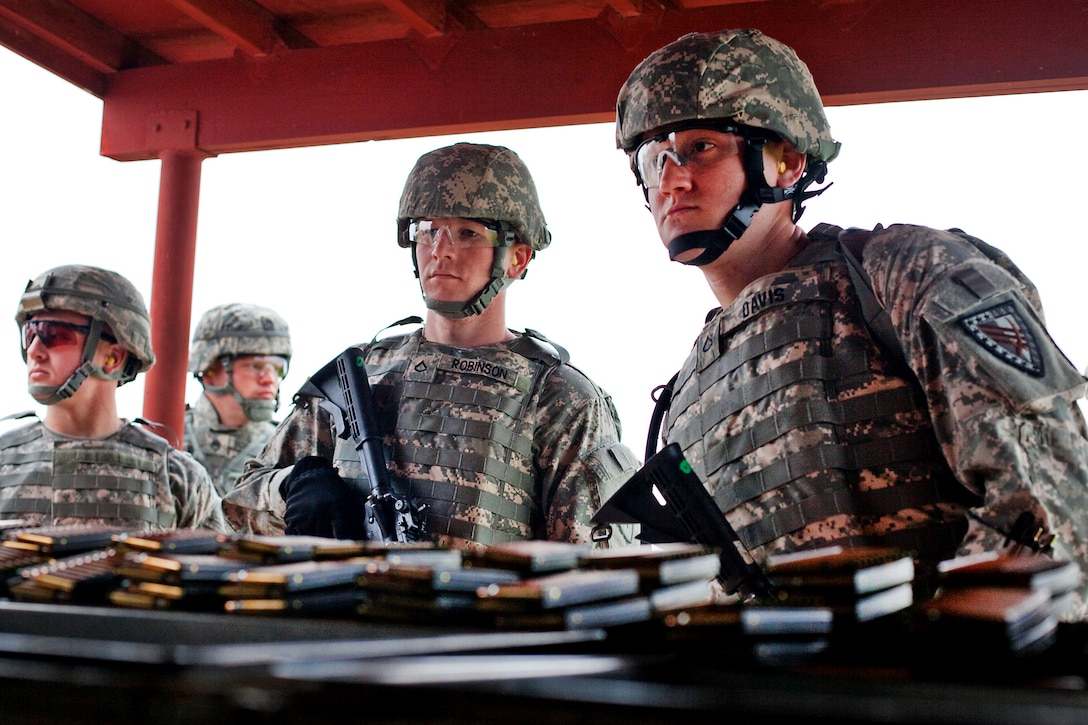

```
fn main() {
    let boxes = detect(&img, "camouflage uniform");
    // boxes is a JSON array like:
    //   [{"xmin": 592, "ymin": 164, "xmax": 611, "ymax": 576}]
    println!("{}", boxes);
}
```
[
  {"xmin": 184, "ymin": 396, "xmax": 275, "ymax": 496},
  {"xmin": 0, "ymin": 415, "xmax": 229, "ymax": 531},
  {"xmin": 185, "ymin": 303, "xmax": 292, "ymax": 495},
  {"xmin": 662, "ymin": 229, "xmax": 1088, "ymax": 582},
  {"xmin": 619, "ymin": 29, "xmax": 1088, "ymax": 616},
  {"xmin": 223, "ymin": 327, "xmax": 638, "ymax": 549},
  {"xmin": 4, "ymin": 264, "xmax": 228, "ymax": 532}
]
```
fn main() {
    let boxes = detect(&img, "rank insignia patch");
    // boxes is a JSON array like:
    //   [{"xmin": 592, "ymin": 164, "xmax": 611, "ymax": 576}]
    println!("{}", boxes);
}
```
[{"xmin": 961, "ymin": 302, "xmax": 1044, "ymax": 377}]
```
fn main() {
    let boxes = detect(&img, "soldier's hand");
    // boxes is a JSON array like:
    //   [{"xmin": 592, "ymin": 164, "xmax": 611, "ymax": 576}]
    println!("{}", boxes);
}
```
[{"xmin": 280, "ymin": 456, "xmax": 366, "ymax": 539}]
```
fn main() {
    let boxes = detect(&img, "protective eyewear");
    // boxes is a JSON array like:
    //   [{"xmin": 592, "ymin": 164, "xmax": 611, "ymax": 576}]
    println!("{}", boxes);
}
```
[
  {"xmin": 22, "ymin": 319, "xmax": 110, "ymax": 351},
  {"xmin": 232, "ymin": 355, "xmax": 288, "ymax": 380},
  {"xmin": 634, "ymin": 126, "xmax": 743, "ymax": 188},
  {"xmin": 409, "ymin": 219, "xmax": 501, "ymax": 249}
]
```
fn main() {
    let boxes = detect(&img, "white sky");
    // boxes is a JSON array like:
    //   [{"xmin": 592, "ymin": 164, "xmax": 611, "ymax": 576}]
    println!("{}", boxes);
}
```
[{"xmin": 2, "ymin": 47, "xmax": 1087, "ymax": 457}]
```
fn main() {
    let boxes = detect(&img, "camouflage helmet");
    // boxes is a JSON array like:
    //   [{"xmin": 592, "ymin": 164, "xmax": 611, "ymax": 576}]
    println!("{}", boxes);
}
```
[
  {"xmin": 397, "ymin": 143, "xmax": 551, "ymax": 251},
  {"xmin": 16, "ymin": 264, "xmax": 155, "ymax": 375},
  {"xmin": 188, "ymin": 303, "xmax": 292, "ymax": 374},
  {"xmin": 615, "ymin": 28, "xmax": 840, "ymax": 162}
]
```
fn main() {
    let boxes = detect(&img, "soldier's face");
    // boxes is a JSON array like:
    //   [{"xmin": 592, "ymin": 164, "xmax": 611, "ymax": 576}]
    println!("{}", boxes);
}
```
[
  {"xmin": 224, "ymin": 355, "xmax": 285, "ymax": 400},
  {"xmin": 414, "ymin": 217, "xmax": 501, "ymax": 303},
  {"xmin": 644, "ymin": 128, "xmax": 748, "ymax": 253},
  {"xmin": 23, "ymin": 310, "xmax": 93, "ymax": 387}
]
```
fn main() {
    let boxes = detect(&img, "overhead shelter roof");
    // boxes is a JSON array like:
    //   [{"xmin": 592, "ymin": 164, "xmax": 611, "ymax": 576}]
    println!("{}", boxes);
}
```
[
  {"xmin": 1, "ymin": 0, "xmax": 1086, "ymax": 442},
  {"xmin": 2, "ymin": 0, "xmax": 1087, "ymax": 161}
]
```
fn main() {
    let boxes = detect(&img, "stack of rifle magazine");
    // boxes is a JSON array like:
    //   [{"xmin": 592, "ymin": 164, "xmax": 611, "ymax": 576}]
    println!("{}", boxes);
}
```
[
  {"xmin": 579, "ymin": 542, "xmax": 718, "ymax": 614},
  {"xmin": 0, "ymin": 546, "xmax": 48, "ymax": 597},
  {"xmin": 917, "ymin": 586, "xmax": 1058, "ymax": 658},
  {"xmin": 355, "ymin": 557, "xmax": 521, "ymax": 624},
  {"xmin": 216, "ymin": 535, "xmax": 373, "ymax": 564},
  {"xmin": 936, "ymin": 553, "xmax": 1081, "ymax": 622},
  {"xmin": 106, "ymin": 528, "xmax": 242, "ymax": 611},
  {"xmin": 0, "ymin": 526, "xmax": 721, "ymax": 632},
  {"xmin": 656, "ymin": 601, "xmax": 835, "ymax": 666},
  {"xmin": 355, "ymin": 541, "xmax": 724, "ymax": 631},
  {"xmin": 2, "ymin": 523, "xmax": 137, "ymax": 603},
  {"xmin": 472, "ymin": 540, "xmax": 592, "ymax": 574},
  {"xmin": 3, "ymin": 523, "xmax": 133, "ymax": 555},
  {"xmin": 355, "ymin": 540, "xmax": 595, "ymax": 626},
  {"xmin": 912, "ymin": 553, "xmax": 1076, "ymax": 657},
  {"xmin": 212, "ymin": 538, "xmax": 457, "ymax": 616},
  {"xmin": 7, "ymin": 547, "xmax": 123, "ymax": 603},
  {"xmin": 110, "ymin": 551, "xmax": 253, "ymax": 611},
  {"xmin": 468, "ymin": 541, "xmax": 717, "ymax": 631},
  {"xmin": 763, "ymin": 546, "xmax": 916, "ymax": 626},
  {"xmin": 220, "ymin": 558, "xmax": 378, "ymax": 615},
  {"xmin": 225, "ymin": 538, "xmax": 465, "ymax": 616},
  {"xmin": 111, "ymin": 527, "xmax": 235, "ymax": 555},
  {"xmin": 618, "ymin": 544, "xmax": 835, "ymax": 665}
]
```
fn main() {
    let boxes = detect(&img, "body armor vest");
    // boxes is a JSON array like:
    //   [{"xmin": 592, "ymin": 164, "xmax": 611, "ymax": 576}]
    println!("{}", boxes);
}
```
[
  {"xmin": 0, "ymin": 422, "xmax": 176, "ymax": 528},
  {"xmin": 665, "ymin": 243, "xmax": 976, "ymax": 564},
  {"xmin": 185, "ymin": 398, "xmax": 275, "ymax": 496},
  {"xmin": 328, "ymin": 331, "xmax": 561, "ymax": 550}
]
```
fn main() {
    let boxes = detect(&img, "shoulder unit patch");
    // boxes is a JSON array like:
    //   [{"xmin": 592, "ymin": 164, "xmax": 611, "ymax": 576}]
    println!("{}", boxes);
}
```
[{"xmin": 961, "ymin": 302, "xmax": 1044, "ymax": 377}]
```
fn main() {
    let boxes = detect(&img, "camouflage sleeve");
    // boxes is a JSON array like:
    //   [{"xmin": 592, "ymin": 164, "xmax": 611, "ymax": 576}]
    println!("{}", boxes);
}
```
[
  {"xmin": 167, "ymin": 448, "xmax": 231, "ymax": 533},
  {"xmin": 866, "ymin": 224, "xmax": 1088, "ymax": 610},
  {"xmin": 531, "ymin": 363, "xmax": 641, "ymax": 548},
  {"xmin": 221, "ymin": 396, "xmax": 338, "ymax": 535}
]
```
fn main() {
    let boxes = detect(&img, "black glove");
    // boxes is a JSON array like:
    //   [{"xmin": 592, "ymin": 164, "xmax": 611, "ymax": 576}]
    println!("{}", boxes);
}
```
[{"xmin": 280, "ymin": 456, "xmax": 367, "ymax": 539}]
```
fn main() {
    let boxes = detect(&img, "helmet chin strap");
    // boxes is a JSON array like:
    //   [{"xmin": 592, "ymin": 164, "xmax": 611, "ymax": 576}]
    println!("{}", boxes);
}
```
[
  {"xmin": 29, "ymin": 362, "xmax": 96, "ymax": 405},
  {"xmin": 667, "ymin": 203, "xmax": 760, "ymax": 266},
  {"xmin": 664, "ymin": 135, "xmax": 794, "ymax": 268},
  {"xmin": 424, "ymin": 258, "xmax": 513, "ymax": 318},
  {"xmin": 411, "ymin": 222, "xmax": 523, "ymax": 318}
]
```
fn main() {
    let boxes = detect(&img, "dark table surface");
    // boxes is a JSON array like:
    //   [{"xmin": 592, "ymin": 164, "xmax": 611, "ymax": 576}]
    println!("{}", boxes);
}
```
[{"xmin": 3, "ymin": 599, "xmax": 1088, "ymax": 724}]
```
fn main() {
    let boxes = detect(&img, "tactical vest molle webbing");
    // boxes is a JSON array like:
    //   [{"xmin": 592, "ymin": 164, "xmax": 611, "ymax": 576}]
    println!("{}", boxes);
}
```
[
  {"xmin": 329, "ymin": 331, "xmax": 564, "ymax": 550},
  {"xmin": 0, "ymin": 422, "xmax": 176, "ymax": 528},
  {"xmin": 185, "ymin": 401, "xmax": 275, "ymax": 496},
  {"xmin": 664, "ymin": 245, "xmax": 975, "ymax": 563}
]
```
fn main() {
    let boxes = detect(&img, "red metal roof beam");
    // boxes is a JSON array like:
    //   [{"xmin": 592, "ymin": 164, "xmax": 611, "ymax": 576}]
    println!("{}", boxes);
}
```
[
  {"xmin": 0, "ymin": 0, "xmax": 149, "ymax": 73},
  {"xmin": 378, "ymin": 0, "xmax": 448, "ymax": 38},
  {"xmin": 165, "ymin": 0, "xmax": 290, "ymax": 56}
]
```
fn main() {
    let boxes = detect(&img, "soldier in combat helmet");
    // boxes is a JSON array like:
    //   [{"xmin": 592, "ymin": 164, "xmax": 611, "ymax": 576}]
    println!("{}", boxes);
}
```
[
  {"xmin": 614, "ymin": 29, "xmax": 1088, "ymax": 615},
  {"xmin": 0, "ymin": 264, "xmax": 229, "ymax": 532},
  {"xmin": 184, "ymin": 303, "xmax": 292, "ymax": 495},
  {"xmin": 224, "ymin": 142, "xmax": 638, "ymax": 548}
]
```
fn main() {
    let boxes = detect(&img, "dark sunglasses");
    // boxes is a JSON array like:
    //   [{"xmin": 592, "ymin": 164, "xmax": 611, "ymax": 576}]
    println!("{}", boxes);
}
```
[{"xmin": 22, "ymin": 319, "xmax": 115, "ymax": 351}]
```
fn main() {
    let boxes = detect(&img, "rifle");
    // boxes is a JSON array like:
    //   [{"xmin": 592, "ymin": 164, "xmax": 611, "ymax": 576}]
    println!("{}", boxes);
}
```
[
  {"xmin": 592, "ymin": 442, "xmax": 774, "ymax": 602},
  {"xmin": 298, "ymin": 346, "xmax": 425, "ymax": 543}
]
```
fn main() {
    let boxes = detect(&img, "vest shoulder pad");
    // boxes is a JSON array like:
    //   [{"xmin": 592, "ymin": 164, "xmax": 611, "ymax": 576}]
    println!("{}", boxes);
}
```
[
  {"xmin": 514, "ymin": 329, "xmax": 569, "ymax": 365},
  {"xmin": 115, "ymin": 422, "xmax": 174, "ymax": 455}
]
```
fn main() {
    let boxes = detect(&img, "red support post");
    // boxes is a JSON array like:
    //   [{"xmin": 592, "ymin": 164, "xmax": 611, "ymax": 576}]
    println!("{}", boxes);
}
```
[{"xmin": 141, "ymin": 148, "xmax": 206, "ymax": 447}]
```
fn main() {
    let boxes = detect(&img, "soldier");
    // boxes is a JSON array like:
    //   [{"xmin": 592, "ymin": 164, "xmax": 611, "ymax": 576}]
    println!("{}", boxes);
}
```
[
  {"xmin": 185, "ymin": 303, "xmax": 292, "ymax": 495},
  {"xmin": 224, "ymin": 142, "xmax": 639, "ymax": 548},
  {"xmin": 0, "ymin": 264, "xmax": 229, "ymax": 532},
  {"xmin": 615, "ymin": 29, "xmax": 1088, "ymax": 614}
]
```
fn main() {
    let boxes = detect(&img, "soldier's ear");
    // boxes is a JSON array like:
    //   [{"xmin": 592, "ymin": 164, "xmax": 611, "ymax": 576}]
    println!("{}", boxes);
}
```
[
  {"xmin": 773, "ymin": 143, "xmax": 806, "ymax": 188},
  {"xmin": 101, "ymin": 345, "xmax": 128, "ymax": 374},
  {"xmin": 506, "ymin": 243, "xmax": 533, "ymax": 279}
]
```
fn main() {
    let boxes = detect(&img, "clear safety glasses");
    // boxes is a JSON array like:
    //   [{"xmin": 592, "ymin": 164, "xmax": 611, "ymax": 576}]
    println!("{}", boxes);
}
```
[
  {"xmin": 232, "ymin": 355, "xmax": 288, "ymax": 380},
  {"xmin": 634, "ymin": 127, "xmax": 743, "ymax": 188},
  {"xmin": 409, "ymin": 219, "xmax": 501, "ymax": 249}
]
